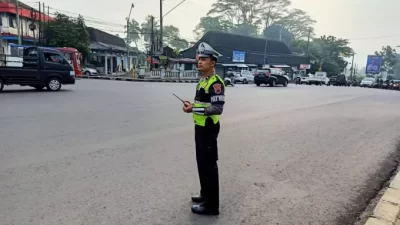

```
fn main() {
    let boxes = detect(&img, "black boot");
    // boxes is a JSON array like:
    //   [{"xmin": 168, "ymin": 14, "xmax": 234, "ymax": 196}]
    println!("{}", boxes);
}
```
[
  {"xmin": 191, "ymin": 203, "xmax": 219, "ymax": 215},
  {"xmin": 191, "ymin": 195, "xmax": 204, "ymax": 203}
]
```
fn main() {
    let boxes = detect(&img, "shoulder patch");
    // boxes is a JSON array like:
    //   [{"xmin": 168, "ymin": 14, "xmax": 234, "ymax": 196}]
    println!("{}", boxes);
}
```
[{"xmin": 213, "ymin": 83, "xmax": 222, "ymax": 94}]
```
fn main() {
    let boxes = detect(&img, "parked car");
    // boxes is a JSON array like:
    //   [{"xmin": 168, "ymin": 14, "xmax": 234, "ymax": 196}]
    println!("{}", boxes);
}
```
[
  {"xmin": 81, "ymin": 66, "xmax": 98, "ymax": 76},
  {"xmin": 360, "ymin": 77, "xmax": 375, "ymax": 88},
  {"xmin": 0, "ymin": 46, "xmax": 75, "ymax": 92},
  {"xmin": 254, "ymin": 69, "xmax": 289, "ymax": 87},
  {"xmin": 234, "ymin": 70, "xmax": 254, "ymax": 84}
]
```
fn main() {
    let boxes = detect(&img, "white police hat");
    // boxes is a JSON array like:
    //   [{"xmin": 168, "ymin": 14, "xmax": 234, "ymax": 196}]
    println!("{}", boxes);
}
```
[{"xmin": 196, "ymin": 42, "xmax": 222, "ymax": 59}]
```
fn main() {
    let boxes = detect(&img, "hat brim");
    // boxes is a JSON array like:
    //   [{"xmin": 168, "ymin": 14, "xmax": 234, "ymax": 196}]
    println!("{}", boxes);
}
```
[{"xmin": 198, "ymin": 54, "xmax": 212, "ymax": 58}]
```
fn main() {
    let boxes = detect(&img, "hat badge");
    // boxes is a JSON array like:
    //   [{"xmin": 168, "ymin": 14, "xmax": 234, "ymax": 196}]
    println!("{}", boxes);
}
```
[{"xmin": 199, "ymin": 43, "xmax": 205, "ymax": 53}]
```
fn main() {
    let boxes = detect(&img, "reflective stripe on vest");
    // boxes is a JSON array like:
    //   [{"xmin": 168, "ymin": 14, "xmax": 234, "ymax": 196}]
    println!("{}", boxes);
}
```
[{"xmin": 193, "ymin": 75, "xmax": 225, "ymax": 126}]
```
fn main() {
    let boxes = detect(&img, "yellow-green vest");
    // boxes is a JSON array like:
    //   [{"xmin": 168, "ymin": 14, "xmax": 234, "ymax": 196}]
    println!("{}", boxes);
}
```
[{"xmin": 193, "ymin": 74, "xmax": 225, "ymax": 126}]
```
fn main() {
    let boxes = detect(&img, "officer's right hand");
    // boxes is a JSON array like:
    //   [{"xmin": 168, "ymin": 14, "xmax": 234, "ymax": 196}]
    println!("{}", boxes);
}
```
[{"xmin": 183, "ymin": 101, "xmax": 192, "ymax": 113}]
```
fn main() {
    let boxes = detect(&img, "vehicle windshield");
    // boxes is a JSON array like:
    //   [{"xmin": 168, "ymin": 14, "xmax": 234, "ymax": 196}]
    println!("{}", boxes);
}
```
[
  {"xmin": 363, "ymin": 78, "xmax": 375, "ymax": 81},
  {"xmin": 256, "ymin": 70, "xmax": 270, "ymax": 73}
]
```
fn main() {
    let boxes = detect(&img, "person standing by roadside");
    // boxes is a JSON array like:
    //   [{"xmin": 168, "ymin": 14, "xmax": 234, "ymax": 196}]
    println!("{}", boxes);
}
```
[{"xmin": 182, "ymin": 42, "xmax": 225, "ymax": 215}]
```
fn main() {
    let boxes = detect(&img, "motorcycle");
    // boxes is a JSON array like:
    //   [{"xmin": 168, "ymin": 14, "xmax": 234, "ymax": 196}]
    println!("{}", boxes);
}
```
[{"xmin": 224, "ymin": 75, "xmax": 235, "ymax": 86}]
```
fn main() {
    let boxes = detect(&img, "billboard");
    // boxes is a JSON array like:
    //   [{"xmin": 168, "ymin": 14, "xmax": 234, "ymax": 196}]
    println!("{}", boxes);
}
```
[
  {"xmin": 365, "ymin": 55, "xmax": 382, "ymax": 74},
  {"xmin": 232, "ymin": 51, "xmax": 245, "ymax": 63}
]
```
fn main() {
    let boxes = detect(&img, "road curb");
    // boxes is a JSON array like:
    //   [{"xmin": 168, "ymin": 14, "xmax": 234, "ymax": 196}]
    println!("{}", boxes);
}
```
[
  {"xmin": 365, "ymin": 172, "xmax": 400, "ymax": 225},
  {"xmin": 78, "ymin": 76, "xmax": 198, "ymax": 83}
]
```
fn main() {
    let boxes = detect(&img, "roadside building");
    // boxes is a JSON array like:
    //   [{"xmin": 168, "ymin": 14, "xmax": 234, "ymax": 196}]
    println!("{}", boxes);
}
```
[
  {"xmin": 0, "ymin": 0, "xmax": 51, "ymax": 54},
  {"xmin": 180, "ymin": 31, "xmax": 311, "ymax": 78},
  {"xmin": 85, "ymin": 27, "xmax": 139, "ymax": 74}
]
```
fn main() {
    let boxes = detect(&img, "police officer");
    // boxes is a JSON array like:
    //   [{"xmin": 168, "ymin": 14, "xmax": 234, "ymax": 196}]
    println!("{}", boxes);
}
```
[{"xmin": 182, "ymin": 42, "xmax": 225, "ymax": 215}]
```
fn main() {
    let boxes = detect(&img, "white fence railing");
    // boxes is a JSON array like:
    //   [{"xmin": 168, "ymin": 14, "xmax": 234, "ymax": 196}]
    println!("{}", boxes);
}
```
[{"xmin": 147, "ymin": 70, "xmax": 199, "ymax": 79}]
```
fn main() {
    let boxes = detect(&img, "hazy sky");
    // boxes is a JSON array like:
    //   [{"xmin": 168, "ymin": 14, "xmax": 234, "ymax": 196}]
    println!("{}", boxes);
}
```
[{"xmin": 38, "ymin": 0, "xmax": 400, "ymax": 67}]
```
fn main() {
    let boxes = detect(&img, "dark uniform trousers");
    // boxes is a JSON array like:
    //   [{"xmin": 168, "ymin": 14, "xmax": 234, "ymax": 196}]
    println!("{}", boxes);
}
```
[{"xmin": 195, "ymin": 117, "xmax": 220, "ymax": 210}]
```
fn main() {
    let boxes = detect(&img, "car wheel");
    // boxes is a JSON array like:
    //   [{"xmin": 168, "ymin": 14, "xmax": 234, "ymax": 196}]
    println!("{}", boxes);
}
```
[
  {"xmin": 270, "ymin": 79, "xmax": 276, "ymax": 87},
  {"xmin": 47, "ymin": 77, "xmax": 62, "ymax": 91},
  {"xmin": 85, "ymin": 71, "xmax": 91, "ymax": 76},
  {"xmin": 283, "ymin": 79, "xmax": 288, "ymax": 87},
  {"xmin": 0, "ymin": 78, "xmax": 4, "ymax": 92},
  {"xmin": 243, "ymin": 79, "xmax": 247, "ymax": 84},
  {"xmin": 34, "ymin": 85, "xmax": 45, "ymax": 91},
  {"xmin": 256, "ymin": 83, "xmax": 260, "ymax": 86}
]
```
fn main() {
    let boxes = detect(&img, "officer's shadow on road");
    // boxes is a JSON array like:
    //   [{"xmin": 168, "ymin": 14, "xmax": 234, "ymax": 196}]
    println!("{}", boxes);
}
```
[{"xmin": 187, "ymin": 214, "xmax": 219, "ymax": 225}]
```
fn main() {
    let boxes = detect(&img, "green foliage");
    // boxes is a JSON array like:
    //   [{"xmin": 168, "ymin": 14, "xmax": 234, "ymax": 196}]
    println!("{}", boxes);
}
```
[
  {"xmin": 137, "ymin": 15, "xmax": 189, "ymax": 50},
  {"xmin": 126, "ymin": 18, "xmax": 141, "ymax": 47},
  {"xmin": 141, "ymin": 15, "xmax": 159, "ymax": 43},
  {"xmin": 374, "ymin": 46, "xmax": 397, "ymax": 74},
  {"xmin": 194, "ymin": 0, "xmax": 315, "ymax": 39},
  {"xmin": 264, "ymin": 24, "xmax": 294, "ymax": 45},
  {"xmin": 193, "ymin": 16, "xmax": 232, "ymax": 39},
  {"xmin": 46, "ymin": 13, "xmax": 90, "ymax": 56},
  {"xmin": 163, "ymin": 25, "xmax": 189, "ymax": 50},
  {"xmin": 291, "ymin": 35, "xmax": 353, "ymax": 76}
]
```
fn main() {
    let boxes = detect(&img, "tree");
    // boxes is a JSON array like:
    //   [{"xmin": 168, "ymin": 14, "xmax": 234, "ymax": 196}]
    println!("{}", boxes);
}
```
[
  {"xmin": 193, "ymin": 16, "xmax": 232, "ymax": 39},
  {"xmin": 230, "ymin": 23, "xmax": 259, "ymax": 36},
  {"xmin": 264, "ymin": 24, "xmax": 294, "ymax": 45},
  {"xmin": 291, "ymin": 35, "xmax": 353, "ymax": 76},
  {"xmin": 261, "ymin": 0, "xmax": 292, "ymax": 28},
  {"xmin": 46, "ymin": 13, "xmax": 90, "ymax": 56},
  {"xmin": 141, "ymin": 15, "xmax": 159, "ymax": 43},
  {"xmin": 275, "ymin": 9, "xmax": 315, "ymax": 39},
  {"xmin": 163, "ymin": 25, "xmax": 189, "ymax": 50},
  {"xmin": 194, "ymin": 0, "xmax": 315, "ymax": 40},
  {"xmin": 374, "ymin": 46, "xmax": 397, "ymax": 74},
  {"xmin": 126, "ymin": 18, "xmax": 141, "ymax": 47}
]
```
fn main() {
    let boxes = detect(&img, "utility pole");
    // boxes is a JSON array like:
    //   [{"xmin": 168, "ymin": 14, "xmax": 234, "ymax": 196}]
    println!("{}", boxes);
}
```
[
  {"xmin": 306, "ymin": 27, "xmax": 312, "ymax": 57},
  {"xmin": 38, "ymin": 2, "xmax": 41, "ymax": 45},
  {"xmin": 42, "ymin": 2, "xmax": 45, "ymax": 46},
  {"xmin": 150, "ymin": 16, "xmax": 154, "ymax": 71},
  {"xmin": 350, "ymin": 52, "xmax": 355, "ymax": 79},
  {"xmin": 126, "ymin": 3, "xmax": 134, "ymax": 71},
  {"xmin": 263, "ymin": 8, "xmax": 271, "ymax": 66},
  {"xmin": 159, "ymin": 0, "xmax": 163, "ymax": 52},
  {"xmin": 47, "ymin": 6, "xmax": 50, "ymax": 27},
  {"xmin": 15, "ymin": 0, "xmax": 21, "ymax": 45}
]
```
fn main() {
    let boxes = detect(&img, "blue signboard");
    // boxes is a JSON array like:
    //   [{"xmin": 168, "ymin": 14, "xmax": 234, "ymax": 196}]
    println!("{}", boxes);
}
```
[
  {"xmin": 365, "ymin": 55, "xmax": 382, "ymax": 74},
  {"xmin": 232, "ymin": 51, "xmax": 245, "ymax": 62}
]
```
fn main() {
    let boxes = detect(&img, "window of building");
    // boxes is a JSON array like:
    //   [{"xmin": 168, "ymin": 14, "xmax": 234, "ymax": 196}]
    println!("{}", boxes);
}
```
[
  {"xmin": 0, "ymin": 13, "xmax": 3, "ymax": 26},
  {"xmin": 184, "ymin": 63, "xmax": 192, "ymax": 71},
  {"xmin": 8, "ymin": 14, "xmax": 15, "ymax": 27}
]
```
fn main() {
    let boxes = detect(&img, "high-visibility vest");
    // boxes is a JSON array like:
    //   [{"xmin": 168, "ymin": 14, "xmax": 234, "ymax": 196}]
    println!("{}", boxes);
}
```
[{"xmin": 192, "ymin": 74, "xmax": 225, "ymax": 126}]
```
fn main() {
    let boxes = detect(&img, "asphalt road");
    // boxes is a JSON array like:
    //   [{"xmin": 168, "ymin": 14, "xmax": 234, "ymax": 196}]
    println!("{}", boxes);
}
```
[{"xmin": 1, "ymin": 80, "xmax": 400, "ymax": 225}]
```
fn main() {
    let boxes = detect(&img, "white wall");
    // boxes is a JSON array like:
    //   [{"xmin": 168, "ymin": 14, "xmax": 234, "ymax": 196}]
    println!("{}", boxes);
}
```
[{"xmin": 0, "ymin": 12, "xmax": 39, "ymax": 39}]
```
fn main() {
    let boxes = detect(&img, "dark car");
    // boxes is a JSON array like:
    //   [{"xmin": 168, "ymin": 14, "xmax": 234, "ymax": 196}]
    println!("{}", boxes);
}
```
[
  {"xmin": 327, "ymin": 74, "xmax": 347, "ymax": 86},
  {"xmin": 0, "ymin": 46, "xmax": 75, "ymax": 92},
  {"xmin": 254, "ymin": 69, "xmax": 289, "ymax": 87},
  {"xmin": 381, "ymin": 80, "xmax": 390, "ymax": 89}
]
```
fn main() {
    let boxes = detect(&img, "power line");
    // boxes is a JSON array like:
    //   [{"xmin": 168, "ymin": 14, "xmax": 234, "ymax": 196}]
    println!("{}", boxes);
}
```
[{"xmin": 162, "ymin": 0, "xmax": 187, "ymax": 19}]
